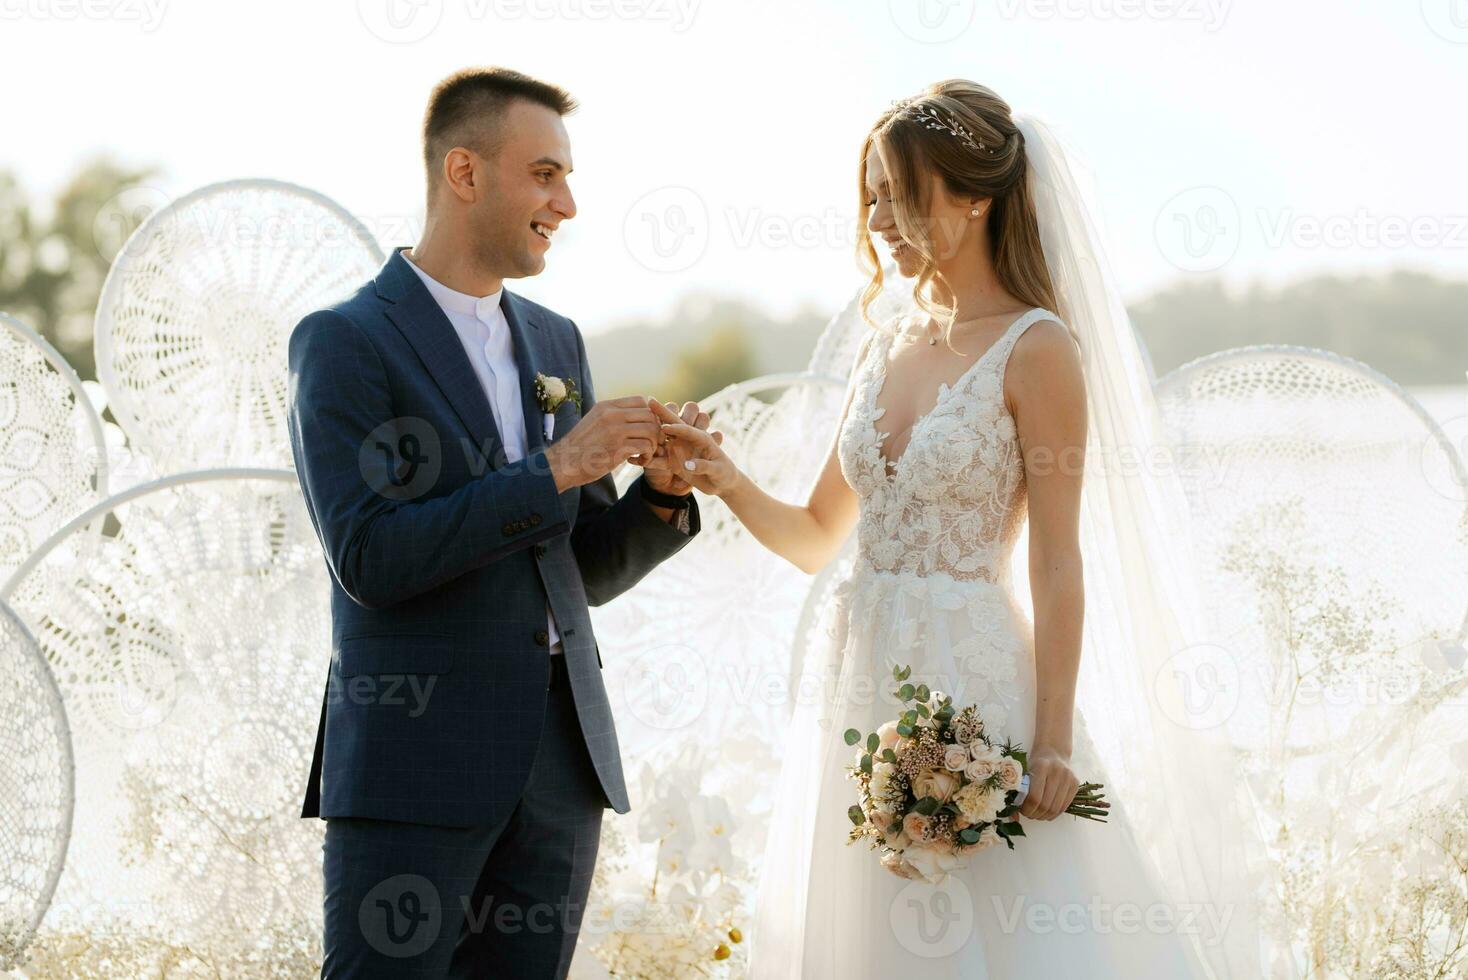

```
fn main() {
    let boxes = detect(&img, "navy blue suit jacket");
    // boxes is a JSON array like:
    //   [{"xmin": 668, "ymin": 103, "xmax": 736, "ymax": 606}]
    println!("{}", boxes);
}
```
[{"xmin": 287, "ymin": 247, "xmax": 698, "ymax": 827}]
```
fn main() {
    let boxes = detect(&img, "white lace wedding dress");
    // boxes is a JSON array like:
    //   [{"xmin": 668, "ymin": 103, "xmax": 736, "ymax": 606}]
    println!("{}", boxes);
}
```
[{"xmin": 748, "ymin": 307, "xmax": 1219, "ymax": 978}]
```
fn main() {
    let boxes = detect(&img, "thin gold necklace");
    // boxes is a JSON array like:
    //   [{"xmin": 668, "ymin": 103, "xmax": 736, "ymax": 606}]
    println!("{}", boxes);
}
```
[
  {"xmin": 908, "ymin": 315, "xmax": 988, "ymax": 346},
  {"xmin": 903, "ymin": 316, "xmax": 943, "ymax": 346},
  {"xmin": 914, "ymin": 308, "xmax": 1032, "ymax": 346}
]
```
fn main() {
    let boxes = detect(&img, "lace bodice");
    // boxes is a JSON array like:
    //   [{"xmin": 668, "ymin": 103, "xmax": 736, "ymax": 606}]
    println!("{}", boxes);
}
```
[{"xmin": 837, "ymin": 308, "xmax": 1061, "ymax": 584}]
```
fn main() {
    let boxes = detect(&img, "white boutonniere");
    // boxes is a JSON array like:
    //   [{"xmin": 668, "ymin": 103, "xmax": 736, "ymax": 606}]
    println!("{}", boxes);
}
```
[{"xmin": 533, "ymin": 371, "xmax": 582, "ymax": 440}]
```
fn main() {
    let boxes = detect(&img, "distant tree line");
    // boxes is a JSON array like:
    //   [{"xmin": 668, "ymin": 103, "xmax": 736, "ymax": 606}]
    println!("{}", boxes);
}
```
[{"xmin": 1, "ymin": 160, "xmax": 1460, "ymax": 406}]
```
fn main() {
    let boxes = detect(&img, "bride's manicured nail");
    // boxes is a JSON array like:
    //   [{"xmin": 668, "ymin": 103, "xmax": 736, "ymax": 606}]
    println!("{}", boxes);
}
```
[{"xmin": 684, "ymin": 461, "xmax": 696, "ymax": 471}]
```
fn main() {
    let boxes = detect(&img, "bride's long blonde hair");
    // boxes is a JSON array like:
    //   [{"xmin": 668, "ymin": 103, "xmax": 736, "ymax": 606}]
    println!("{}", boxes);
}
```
[{"xmin": 857, "ymin": 80, "xmax": 1058, "ymax": 344}]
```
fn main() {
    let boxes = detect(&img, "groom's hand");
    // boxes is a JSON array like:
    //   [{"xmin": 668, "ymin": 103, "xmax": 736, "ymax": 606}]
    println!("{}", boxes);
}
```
[{"xmin": 544, "ymin": 395, "xmax": 665, "ymax": 492}]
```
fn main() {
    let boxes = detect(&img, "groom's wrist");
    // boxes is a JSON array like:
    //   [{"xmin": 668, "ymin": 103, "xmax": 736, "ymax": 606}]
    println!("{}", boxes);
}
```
[
  {"xmin": 639, "ymin": 476, "xmax": 692, "ymax": 511},
  {"xmin": 543, "ymin": 443, "xmax": 580, "ymax": 493}
]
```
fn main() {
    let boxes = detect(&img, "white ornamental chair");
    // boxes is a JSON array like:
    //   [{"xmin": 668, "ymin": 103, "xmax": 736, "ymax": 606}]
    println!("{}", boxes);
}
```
[
  {"xmin": 94, "ymin": 179, "xmax": 384, "ymax": 473},
  {"xmin": 594, "ymin": 373, "xmax": 847, "ymax": 777},
  {"xmin": 2, "ymin": 470, "xmax": 329, "ymax": 974},
  {"xmin": 0, "ymin": 598, "xmax": 72, "ymax": 970},
  {"xmin": 1154, "ymin": 345, "xmax": 1468, "ymax": 749},
  {"xmin": 1155, "ymin": 346, "xmax": 1468, "ymax": 974},
  {"xmin": 0, "ymin": 314, "xmax": 109, "ymax": 590}
]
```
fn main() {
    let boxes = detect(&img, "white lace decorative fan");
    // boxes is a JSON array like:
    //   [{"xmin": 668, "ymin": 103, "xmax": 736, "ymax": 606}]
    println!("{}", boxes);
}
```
[
  {"xmin": 1154, "ymin": 347, "xmax": 1468, "ymax": 976},
  {"xmin": 0, "ymin": 598, "xmax": 72, "ymax": 970},
  {"xmin": 94, "ymin": 179, "xmax": 384, "ymax": 473},
  {"xmin": 0, "ymin": 314, "xmax": 108, "ymax": 591},
  {"xmin": 1154, "ymin": 346, "xmax": 1468, "ymax": 744},
  {"xmin": 584, "ymin": 375, "xmax": 849, "ymax": 975},
  {"xmin": 596, "ymin": 374, "xmax": 847, "ymax": 769},
  {"xmin": 2, "ymin": 471, "xmax": 329, "ymax": 975}
]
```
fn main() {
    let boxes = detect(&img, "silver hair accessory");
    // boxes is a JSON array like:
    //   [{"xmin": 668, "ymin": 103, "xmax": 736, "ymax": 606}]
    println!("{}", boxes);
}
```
[{"xmin": 890, "ymin": 98, "xmax": 987, "ymax": 153}]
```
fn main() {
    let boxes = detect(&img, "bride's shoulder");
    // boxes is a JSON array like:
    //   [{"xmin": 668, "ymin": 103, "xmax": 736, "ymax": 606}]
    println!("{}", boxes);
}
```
[
  {"xmin": 1010, "ymin": 313, "xmax": 1080, "ymax": 366},
  {"xmin": 1005, "ymin": 314, "xmax": 1085, "ymax": 409}
]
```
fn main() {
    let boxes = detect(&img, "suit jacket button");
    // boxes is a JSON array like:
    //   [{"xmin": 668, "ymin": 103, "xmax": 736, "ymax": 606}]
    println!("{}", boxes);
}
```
[{"xmin": 533, "ymin": 630, "xmax": 549, "ymax": 647}]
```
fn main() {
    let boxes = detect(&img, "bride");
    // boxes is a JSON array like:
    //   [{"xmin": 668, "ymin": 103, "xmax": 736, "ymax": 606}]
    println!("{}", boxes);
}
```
[{"xmin": 659, "ymin": 80, "xmax": 1284, "ymax": 978}]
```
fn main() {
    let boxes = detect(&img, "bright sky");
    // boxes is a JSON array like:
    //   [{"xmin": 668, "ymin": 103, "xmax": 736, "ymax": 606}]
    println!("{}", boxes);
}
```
[{"xmin": 4, "ymin": 0, "xmax": 1465, "ymax": 332}]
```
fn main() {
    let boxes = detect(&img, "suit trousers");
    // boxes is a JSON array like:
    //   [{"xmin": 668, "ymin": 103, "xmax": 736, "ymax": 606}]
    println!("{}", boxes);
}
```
[{"xmin": 320, "ymin": 655, "xmax": 605, "ymax": 978}]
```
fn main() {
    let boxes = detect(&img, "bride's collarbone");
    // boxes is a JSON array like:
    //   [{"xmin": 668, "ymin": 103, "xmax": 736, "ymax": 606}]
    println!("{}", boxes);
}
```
[{"xmin": 875, "ymin": 320, "xmax": 1018, "ymax": 422}]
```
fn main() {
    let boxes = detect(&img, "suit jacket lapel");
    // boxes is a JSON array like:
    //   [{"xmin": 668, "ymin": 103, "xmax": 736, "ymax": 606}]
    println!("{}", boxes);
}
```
[
  {"xmin": 378, "ymin": 249, "xmax": 504, "ymax": 461},
  {"xmin": 501, "ymin": 289, "xmax": 547, "ymax": 456}
]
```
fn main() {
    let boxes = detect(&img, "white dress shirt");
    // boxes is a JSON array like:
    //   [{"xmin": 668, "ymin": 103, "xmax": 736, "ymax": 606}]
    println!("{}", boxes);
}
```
[{"xmin": 402, "ymin": 250, "xmax": 565, "ymax": 656}]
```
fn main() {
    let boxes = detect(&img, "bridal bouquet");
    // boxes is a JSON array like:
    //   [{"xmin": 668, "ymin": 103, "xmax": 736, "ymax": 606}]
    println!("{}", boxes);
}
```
[{"xmin": 844, "ymin": 664, "xmax": 1108, "ymax": 884}]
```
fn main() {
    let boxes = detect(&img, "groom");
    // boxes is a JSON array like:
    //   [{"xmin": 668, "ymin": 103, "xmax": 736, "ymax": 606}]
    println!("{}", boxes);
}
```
[{"xmin": 287, "ymin": 67, "xmax": 708, "ymax": 977}]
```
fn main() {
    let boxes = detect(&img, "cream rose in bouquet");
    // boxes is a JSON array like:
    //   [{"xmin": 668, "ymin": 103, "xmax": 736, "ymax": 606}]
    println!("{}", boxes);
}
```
[{"xmin": 844, "ymin": 664, "xmax": 1109, "ymax": 884}]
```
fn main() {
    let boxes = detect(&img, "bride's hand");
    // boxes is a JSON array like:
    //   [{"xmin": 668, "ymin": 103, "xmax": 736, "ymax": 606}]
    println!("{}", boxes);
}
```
[
  {"xmin": 639, "ymin": 400, "xmax": 714, "ymax": 493},
  {"xmin": 1019, "ymin": 746, "xmax": 1080, "ymax": 821},
  {"xmin": 657, "ymin": 422, "xmax": 741, "ymax": 496}
]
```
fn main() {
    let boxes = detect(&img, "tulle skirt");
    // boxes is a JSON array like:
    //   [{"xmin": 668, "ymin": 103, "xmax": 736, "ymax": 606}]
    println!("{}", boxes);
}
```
[{"xmin": 748, "ymin": 563, "xmax": 1217, "ymax": 979}]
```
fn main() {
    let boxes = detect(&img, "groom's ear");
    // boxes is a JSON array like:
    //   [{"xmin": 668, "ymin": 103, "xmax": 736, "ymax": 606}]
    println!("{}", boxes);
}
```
[{"xmin": 439, "ymin": 147, "xmax": 484, "ymax": 204}]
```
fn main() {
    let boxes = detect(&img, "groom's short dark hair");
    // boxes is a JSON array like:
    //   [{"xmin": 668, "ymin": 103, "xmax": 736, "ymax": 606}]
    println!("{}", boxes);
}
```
[{"xmin": 423, "ymin": 67, "xmax": 578, "ymax": 183}]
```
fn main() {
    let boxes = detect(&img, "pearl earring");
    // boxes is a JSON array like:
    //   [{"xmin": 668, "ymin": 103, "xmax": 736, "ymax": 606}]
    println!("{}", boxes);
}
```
[{"xmin": 970, "ymin": 208, "xmax": 981, "ymax": 217}]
